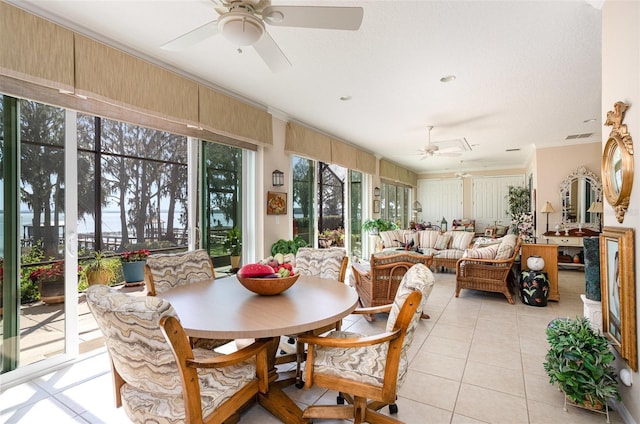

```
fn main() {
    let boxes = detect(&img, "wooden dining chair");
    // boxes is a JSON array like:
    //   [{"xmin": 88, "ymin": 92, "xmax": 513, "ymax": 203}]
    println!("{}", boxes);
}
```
[
  {"xmin": 297, "ymin": 263, "xmax": 434, "ymax": 423},
  {"xmin": 86, "ymin": 284, "xmax": 269, "ymax": 424},
  {"xmin": 280, "ymin": 247, "xmax": 349, "ymax": 387},
  {"xmin": 144, "ymin": 248, "xmax": 235, "ymax": 350}
]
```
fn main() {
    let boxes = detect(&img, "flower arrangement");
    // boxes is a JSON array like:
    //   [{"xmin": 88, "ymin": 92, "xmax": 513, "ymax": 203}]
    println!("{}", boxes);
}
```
[
  {"xmin": 321, "ymin": 227, "xmax": 345, "ymax": 247},
  {"xmin": 120, "ymin": 249, "xmax": 150, "ymax": 262},
  {"xmin": 512, "ymin": 212, "xmax": 534, "ymax": 243},
  {"xmin": 28, "ymin": 260, "xmax": 72, "ymax": 282}
]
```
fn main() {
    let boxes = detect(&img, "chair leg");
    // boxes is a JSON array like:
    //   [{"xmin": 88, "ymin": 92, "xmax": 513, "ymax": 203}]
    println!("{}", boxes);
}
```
[
  {"xmin": 420, "ymin": 312, "xmax": 430, "ymax": 319},
  {"xmin": 295, "ymin": 340, "xmax": 305, "ymax": 388}
]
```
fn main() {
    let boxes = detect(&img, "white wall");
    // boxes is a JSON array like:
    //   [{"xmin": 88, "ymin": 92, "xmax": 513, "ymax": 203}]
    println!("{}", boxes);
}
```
[{"xmin": 602, "ymin": 1, "xmax": 640, "ymax": 421}]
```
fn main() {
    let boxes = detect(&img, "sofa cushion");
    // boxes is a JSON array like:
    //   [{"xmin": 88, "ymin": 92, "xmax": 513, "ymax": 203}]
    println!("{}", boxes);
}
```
[
  {"xmin": 463, "ymin": 244, "xmax": 499, "ymax": 259},
  {"xmin": 434, "ymin": 249, "xmax": 465, "ymax": 260},
  {"xmin": 418, "ymin": 230, "xmax": 440, "ymax": 249},
  {"xmin": 380, "ymin": 230, "xmax": 403, "ymax": 248},
  {"xmin": 403, "ymin": 231, "xmax": 419, "ymax": 246},
  {"xmin": 495, "ymin": 234, "xmax": 518, "ymax": 260},
  {"xmin": 495, "ymin": 225, "xmax": 509, "ymax": 237},
  {"xmin": 449, "ymin": 231, "xmax": 475, "ymax": 251},
  {"xmin": 434, "ymin": 234, "xmax": 452, "ymax": 250}
]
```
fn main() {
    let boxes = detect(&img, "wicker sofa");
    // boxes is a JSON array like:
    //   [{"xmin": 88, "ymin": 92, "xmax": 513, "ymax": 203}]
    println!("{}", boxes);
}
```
[{"xmin": 379, "ymin": 229, "xmax": 475, "ymax": 271}]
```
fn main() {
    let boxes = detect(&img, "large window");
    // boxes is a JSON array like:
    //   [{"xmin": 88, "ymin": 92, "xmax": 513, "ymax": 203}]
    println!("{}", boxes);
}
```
[
  {"xmin": 349, "ymin": 171, "xmax": 363, "ymax": 259},
  {"xmin": 202, "ymin": 142, "xmax": 243, "ymax": 267},
  {"xmin": 292, "ymin": 156, "xmax": 315, "ymax": 246},
  {"xmin": 381, "ymin": 181, "xmax": 410, "ymax": 229},
  {"xmin": 318, "ymin": 162, "xmax": 346, "ymax": 247}
]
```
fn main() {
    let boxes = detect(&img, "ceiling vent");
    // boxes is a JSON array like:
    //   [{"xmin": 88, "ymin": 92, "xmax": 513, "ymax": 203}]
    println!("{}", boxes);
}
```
[{"xmin": 565, "ymin": 133, "xmax": 594, "ymax": 140}]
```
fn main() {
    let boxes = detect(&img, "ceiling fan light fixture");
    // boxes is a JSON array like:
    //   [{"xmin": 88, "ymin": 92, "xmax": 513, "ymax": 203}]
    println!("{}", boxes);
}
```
[{"xmin": 219, "ymin": 12, "xmax": 264, "ymax": 46}]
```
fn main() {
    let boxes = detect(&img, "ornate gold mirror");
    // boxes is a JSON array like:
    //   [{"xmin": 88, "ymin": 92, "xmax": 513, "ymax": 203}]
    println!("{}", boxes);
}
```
[{"xmin": 602, "ymin": 101, "xmax": 634, "ymax": 223}]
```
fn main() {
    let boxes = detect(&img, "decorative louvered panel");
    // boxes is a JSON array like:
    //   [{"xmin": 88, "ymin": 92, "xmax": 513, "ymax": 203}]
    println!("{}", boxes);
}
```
[
  {"xmin": 472, "ymin": 175, "xmax": 525, "ymax": 231},
  {"xmin": 416, "ymin": 178, "xmax": 462, "ymax": 226}
]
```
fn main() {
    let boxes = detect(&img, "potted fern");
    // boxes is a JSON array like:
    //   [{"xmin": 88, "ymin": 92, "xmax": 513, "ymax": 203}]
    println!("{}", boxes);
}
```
[
  {"xmin": 224, "ymin": 227, "xmax": 242, "ymax": 269},
  {"xmin": 543, "ymin": 317, "xmax": 619, "ymax": 412},
  {"xmin": 362, "ymin": 218, "xmax": 398, "ymax": 235}
]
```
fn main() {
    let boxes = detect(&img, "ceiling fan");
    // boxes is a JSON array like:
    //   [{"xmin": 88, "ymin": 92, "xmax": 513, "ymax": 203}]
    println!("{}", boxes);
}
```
[
  {"xmin": 418, "ymin": 126, "xmax": 465, "ymax": 159},
  {"xmin": 161, "ymin": 0, "xmax": 364, "ymax": 72},
  {"xmin": 455, "ymin": 161, "xmax": 472, "ymax": 178}
]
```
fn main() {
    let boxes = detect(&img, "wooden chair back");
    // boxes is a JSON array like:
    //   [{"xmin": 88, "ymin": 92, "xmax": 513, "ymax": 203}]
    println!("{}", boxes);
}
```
[{"xmin": 144, "ymin": 249, "xmax": 214, "ymax": 296}]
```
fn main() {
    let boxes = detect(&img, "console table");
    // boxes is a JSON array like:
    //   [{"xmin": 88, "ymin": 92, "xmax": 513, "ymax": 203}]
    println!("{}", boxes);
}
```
[{"xmin": 542, "ymin": 228, "xmax": 599, "ymax": 270}]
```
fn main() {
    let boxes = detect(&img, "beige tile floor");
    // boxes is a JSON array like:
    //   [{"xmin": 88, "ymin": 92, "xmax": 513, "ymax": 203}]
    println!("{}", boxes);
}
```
[{"xmin": 1, "ymin": 270, "xmax": 624, "ymax": 423}]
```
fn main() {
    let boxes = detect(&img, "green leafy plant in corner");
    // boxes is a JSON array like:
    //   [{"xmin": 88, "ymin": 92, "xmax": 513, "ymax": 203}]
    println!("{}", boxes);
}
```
[
  {"xmin": 543, "ymin": 316, "xmax": 620, "ymax": 409},
  {"xmin": 224, "ymin": 227, "xmax": 242, "ymax": 256},
  {"xmin": 271, "ymin": 236, "xmax": 307, "ymax": 255},
  {"xmin": 362, "ymin": 218, "xmax": 398, "ymax": 234}
]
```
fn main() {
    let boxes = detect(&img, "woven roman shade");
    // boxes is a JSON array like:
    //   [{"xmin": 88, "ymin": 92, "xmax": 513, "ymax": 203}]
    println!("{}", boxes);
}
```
[
  {"xmin": 74, "ymin": 35, "xmax": 198, "ymax": 125},
  {"xmin": 380, "ymin": 159, "xmax": 399, "ymax": 181},
  {"xmin": 285, "ymin": 122, "xmax": 331, "ymax": 163},
  {"xmin": 356, "ymin": 150, "xmax": 377, "ymax": 175},
  {"xmin": 199, "ymin": 85, "xmax": 273, "ymax": 146},
  {"xmin": 331, "ymin": 139, "xmax": 357, "ymax": 169},
  {"xmin": 0, "ymin": 2, "xmax": 74, "ymax": 92}
]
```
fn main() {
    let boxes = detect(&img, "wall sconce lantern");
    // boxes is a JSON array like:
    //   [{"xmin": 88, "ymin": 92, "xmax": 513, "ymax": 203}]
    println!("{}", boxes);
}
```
[
  {"xmin": 272, "ymin": 169, "xmax": 284, "ymax": 187},
  {"xmin": 373, "ymin": 187, "xmax": 380, "ymax": 197},
  {"xmin": 441, "ymin": 216, "xmax": 448, "ymax": 232}
]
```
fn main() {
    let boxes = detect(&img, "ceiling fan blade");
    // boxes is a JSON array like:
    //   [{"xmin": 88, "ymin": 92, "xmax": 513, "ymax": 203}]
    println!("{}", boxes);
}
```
[
  {"xmin": 253, "ymin": 30, "xmax": 291, "ymax": 73},
  {"xmin": 161, "ymin": 20, "xmax": 219, "ymax": 51},
  {"xmin": 262, "ymin": 6, "xmax": 363, "ymax": 30}
]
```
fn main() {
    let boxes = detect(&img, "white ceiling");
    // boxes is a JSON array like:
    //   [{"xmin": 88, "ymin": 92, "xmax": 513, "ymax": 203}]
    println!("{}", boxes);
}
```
[{"xmin": 10, "ymin": 0, "xmax": 603, "ymax": 175}]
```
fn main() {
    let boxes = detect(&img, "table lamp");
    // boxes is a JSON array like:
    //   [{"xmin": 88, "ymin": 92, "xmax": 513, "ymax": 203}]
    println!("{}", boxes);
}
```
[
  {"xmin": 587, "ymin": 201, "xmax": 603, "ymax": 232},
  {"xmin": 540, "ymin": 201, "xmax": 555, "ymax": 233}
]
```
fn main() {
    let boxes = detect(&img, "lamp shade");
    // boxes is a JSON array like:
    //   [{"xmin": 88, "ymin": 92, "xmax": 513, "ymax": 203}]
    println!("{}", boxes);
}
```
[
  {"xmin": 540, "ymin": 201, "xmax": 555, "ymax": 213},
  {"xmin": 587, "ymin": 202, "xmax": 603, "ymax": 213}
]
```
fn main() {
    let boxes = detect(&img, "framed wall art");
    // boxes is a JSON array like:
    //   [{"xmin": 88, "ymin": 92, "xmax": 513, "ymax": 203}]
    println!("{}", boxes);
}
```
[
  {"xmin": 373, "ymin": 199, "xmax": 381, "ymax": 214},
  {"xmin": 600, "ymin": 226, "xmax": 637, "ymax": 371},
  {"xmin": 266, "ymin": 191, "xmax": 287, "ymax": 215}
]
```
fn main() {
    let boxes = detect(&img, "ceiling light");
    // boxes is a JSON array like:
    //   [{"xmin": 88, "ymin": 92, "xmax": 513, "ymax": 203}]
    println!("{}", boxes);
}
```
[
  {"xmin": 440, "ymin": 75, "xmax": 456, "ymax": 83},
  {"xmin": 218, "ymin": 12, "xmax": 264, "ymax": 46}
]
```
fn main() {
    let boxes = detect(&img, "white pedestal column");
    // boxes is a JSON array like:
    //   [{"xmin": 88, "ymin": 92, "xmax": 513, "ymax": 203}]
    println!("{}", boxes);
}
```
[{"xmin": 581, "ymin": 294, "xmax": 603, "ymax": 333}]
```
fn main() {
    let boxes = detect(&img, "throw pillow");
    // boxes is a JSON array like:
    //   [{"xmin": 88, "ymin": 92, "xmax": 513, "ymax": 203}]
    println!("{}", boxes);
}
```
[
  {"xmin": 495, "ymin": 234, "xmax": 518, "ymax": 260},
  {"xmin": 434, "ymin": 234, "xmax": 452, "ymax": 250},
  {"xmin": 463, "ymin": 244, "xmax": 499, "ymax": 259}
]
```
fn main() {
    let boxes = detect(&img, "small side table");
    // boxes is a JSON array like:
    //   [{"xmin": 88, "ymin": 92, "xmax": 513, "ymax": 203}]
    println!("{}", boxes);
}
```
[{"xmin": 520, "ymin": 270, "xmax": 550, "ymax": 307}]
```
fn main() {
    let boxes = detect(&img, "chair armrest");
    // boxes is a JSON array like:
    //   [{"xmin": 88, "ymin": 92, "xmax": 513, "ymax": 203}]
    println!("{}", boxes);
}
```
[
  {"xmin": 351, "ymin": 262, "xmax": 371, "ymax": 278},
  {"xmin": 298, "ymin": 329, "xmax": 401, "ymax": 348},
  {"xmin": 187, "ymin": 339, "xmax": 270, "ymax": 369},
  {"xmin": 456, "ymin": 256, "xmax": 515, "ymax": 268},
  {"xmin": 352, "ymin": 304, "xmax": 392, "ymax": 315}
]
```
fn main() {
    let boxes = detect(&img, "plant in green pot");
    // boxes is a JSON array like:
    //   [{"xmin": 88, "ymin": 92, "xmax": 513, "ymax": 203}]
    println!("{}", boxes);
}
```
[
  {"xmin": 362, "ymin": 218, "xmax": 398, "ymax": 235},
  {"xmin": 84, "ymin": 251, "xmax": 114, "ymax": 286},
  {"xmin": 224, "ymin": 227, "xmax": 242, "ymax": 269},
  {"xmin": 543, "ymin": 316, "xmax": 619, "ymax": 413}
]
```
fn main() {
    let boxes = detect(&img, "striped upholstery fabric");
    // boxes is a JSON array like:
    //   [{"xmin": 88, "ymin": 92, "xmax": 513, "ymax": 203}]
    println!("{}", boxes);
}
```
[
  {"xmin": 295, "ymin": 247, "xmax": 347, "ymax": 281},
  {"xmin": 86, "ymin": 285, "xmax": 257, "ymax": 424},
  {"xmin": 435, "ymin": 249, "xmax": 466, "ymax": 260},
  {"xmin": 145, "ymin": 249, "xmax": 214, "ymax": 295},
  {"xmin": 418, "ymin": 230, "xmax": 440, "ymax": 249},
  {"xmin": 463, "ymin": 244, "xmax": 499, "ymax": 259},
  {"xmin": 312, "ymin": 264, "xmax": 434, "ymax": 387},
  {"xmin": 495, "ymin": 234, "xmax": 518, "ymax": 260},
  {"xmin": 449, "ymin": 231, "xmax": 475, "ymax": 250}
]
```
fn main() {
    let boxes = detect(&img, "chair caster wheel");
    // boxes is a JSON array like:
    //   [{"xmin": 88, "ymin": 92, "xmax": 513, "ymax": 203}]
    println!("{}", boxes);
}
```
[
  {"xmin": 389, "ymin": 403, "xmax": 398, "ymax": 414},
  {"xmin": 337, "ymin": 395, "xmax": 345, "ymax": 404}
]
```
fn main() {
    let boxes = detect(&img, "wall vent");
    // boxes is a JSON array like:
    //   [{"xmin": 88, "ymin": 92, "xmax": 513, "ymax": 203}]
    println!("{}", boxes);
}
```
[{"xmin": 565, "ymin": 133, "xmax": 594, "ymax": 140}]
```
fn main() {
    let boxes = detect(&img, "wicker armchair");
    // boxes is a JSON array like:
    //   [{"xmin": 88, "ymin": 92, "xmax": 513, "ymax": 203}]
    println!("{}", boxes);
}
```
[
  {"xmin": 455, "ymin": 235, "xmax": 522, "ymax": 304},
  {"xmin": 352, "ymin": 251, "xmax": 433, "ymax": 321}
]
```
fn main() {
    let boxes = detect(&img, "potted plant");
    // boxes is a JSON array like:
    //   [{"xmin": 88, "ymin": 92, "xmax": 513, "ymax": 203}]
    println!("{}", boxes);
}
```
[
  {"xmin": 271, "ymin": 236, "xmax": 308, "ymax": 255},
  {"xmin": 543, "ymin": 316, "xmax": 620, "ymax": 412},
  {"xmin": 120, "ymin": 249, "xmax": 150, "ymax": 285},
  {"xmin": 362, "ymin": 218, "xmax": 398, "ymax": 235},
  {"xmin": 224, "ymin": 227, "xmax": 242, "ymax": 269},
  {"xmin": 84, "ymin": 251, "xmax": 113, "ymax": 286},
  {"xmin": 29, "ymin": 260, "xmax": 68, "ymax": 304}
]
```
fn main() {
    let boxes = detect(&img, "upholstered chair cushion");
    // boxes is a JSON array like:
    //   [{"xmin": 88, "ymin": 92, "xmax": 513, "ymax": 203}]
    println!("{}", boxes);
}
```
[
  {"xmin": 311, "ymin": 264, "xmax": 433, "ymax": 388},
  {"xmin": 295, "ymin": 247, "xmax": 347, "ymax": 281},
  {"xmin": 145, "ymin": 249, "xmax": 214, "ymax": 295},
  {"xmin": 379, "ymin": 230, "xmax": 406, "ymax": 248},
  {"xmin": 86, "ymin": 285, "xmax": 257, "ymax": 423},
  {"xmin": 434, "ymin": 249, "xmax": 465, "ymax": 260},
  {"xmin": 495, "ymin": 234, "xmax": 518, "ymax": 260}
]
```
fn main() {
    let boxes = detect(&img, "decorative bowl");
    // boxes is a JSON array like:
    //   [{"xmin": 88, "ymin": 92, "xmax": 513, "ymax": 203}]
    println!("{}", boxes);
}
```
[{"xmin": 237, "ymin": 274, "xmax": 299, "ymax": 295}]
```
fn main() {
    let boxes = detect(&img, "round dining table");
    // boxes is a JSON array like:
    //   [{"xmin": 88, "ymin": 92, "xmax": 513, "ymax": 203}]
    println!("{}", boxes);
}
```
[{"xmin": 159, "ymin": 274, "xmax": 359, "ymax": 423}]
